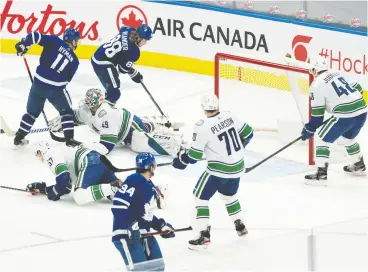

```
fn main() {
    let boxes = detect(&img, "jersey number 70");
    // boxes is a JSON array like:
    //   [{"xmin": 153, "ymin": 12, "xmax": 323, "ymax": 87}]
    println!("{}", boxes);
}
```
[{"xmin": 218, "ymin": 128, "xmax": 241, "ymax": 156}]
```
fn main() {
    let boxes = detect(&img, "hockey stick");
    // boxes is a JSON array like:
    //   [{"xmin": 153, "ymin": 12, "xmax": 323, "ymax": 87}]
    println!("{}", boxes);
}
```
[
  {"xmin": 23, "ymin": 57, "xmax": 66, "ymax": 142},
  {"xmin": 0, "ymin": 185, "xmax": 29, "ymax": 193},
  {"xmin": 0, "ymin": 116, "xmax": 49, "ymax": 136},
  {"xmin": 100, "ymin": 155, "xmax": 172, "ymax": 172},
  {"xmin": 244, "ymin": 117, "xmax": 333, "ymax": 173},
  {"xmin": 140, "ymin": 81, "xmax": 172, "ymax": 128},
  {"xmin": 141, "ymin": 226, "xmax": 193, "ymax": 237}
]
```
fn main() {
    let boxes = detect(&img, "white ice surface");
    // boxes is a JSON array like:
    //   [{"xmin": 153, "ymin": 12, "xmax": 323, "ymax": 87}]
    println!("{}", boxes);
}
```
[{"xmin": 1, "ymin": 54, "xmax": 368, "ymax": 272}]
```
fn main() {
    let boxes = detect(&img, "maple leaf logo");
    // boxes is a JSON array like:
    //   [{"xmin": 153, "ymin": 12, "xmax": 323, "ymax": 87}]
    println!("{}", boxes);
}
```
[{"xmin": 122, "ymin": 10, "xmax": 143, "ymax": 29}]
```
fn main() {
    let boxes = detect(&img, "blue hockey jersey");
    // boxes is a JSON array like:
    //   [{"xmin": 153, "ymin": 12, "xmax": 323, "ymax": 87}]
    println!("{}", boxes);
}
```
[
  {"xmin": 92, "ymin": 27, "xmax": 140, "ymax": 74},
  {"xmin": 112, "ymin": 173, "xmax": 161, "ymax": 241},
  {"xmin": 22, "ymin": 32, "xmax": 79, "ymax": 89}
]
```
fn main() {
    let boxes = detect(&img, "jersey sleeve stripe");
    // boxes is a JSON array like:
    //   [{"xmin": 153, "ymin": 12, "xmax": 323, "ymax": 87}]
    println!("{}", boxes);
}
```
[
  {"xmin": 239, "ymin": 123, "xmax": 253, "ymax": 139},
  {"xmin": 114, "ymin": 197, "xmax": 131, "ymax": 207},
  {"xmin": 101, "ymin": 135, "xmax": 118, "ymax": 144},
  {"xmin": 311, "ymin": 107, "xmax": 326, "ymax": 117},
  {"xmin": 332, "ymin": 98, "xmax": 366, "ymax": 114},
  {"xmin": 188, "ymin": 148, "xmax": 203, "ymax": 160},
  {"xmin": 55, "ymin": 163, "xmax": 69, "ymax": 176}
]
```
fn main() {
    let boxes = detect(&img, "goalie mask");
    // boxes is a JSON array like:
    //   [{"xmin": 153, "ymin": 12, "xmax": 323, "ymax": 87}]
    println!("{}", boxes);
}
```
[{"xmin": 83, "ymin": 88, "xmax": 105, "ymax": 112}]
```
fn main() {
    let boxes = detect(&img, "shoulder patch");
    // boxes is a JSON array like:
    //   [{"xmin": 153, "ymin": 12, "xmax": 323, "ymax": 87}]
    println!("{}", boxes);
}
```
[
  {"xmin": 98, "ymin": 110, "xmax": 107, "ymax": 118},
  {"xmin": 195, "ymin": 119, "xmax": 204, "ymax": 126}
]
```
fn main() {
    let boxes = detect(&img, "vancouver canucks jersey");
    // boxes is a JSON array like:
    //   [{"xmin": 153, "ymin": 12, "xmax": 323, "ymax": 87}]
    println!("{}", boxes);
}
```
[
  {"xmin": 42, "ymin": 146, "xmax": 91, "ymax": 184},
  {"xmin": 188, "ymin": 111, "xmax": 253, "ymax": 178},
  {"xmin": 92, "ymin": 27, "xmax": 140, "ymax": 74},
  {"xmin": 111, "ymin": 173, "xmax": 161, "ymax": 241},
  {"xmin": 22, "ymin": 32, "xmax": 79, "ymax": 89},
  {"xmin": 311, "ymin": 71, "xmax": 366, "ymax": 119},
  {"xmin": 73, "ymin": 103, "xmax": 134, "ymax": 152}
]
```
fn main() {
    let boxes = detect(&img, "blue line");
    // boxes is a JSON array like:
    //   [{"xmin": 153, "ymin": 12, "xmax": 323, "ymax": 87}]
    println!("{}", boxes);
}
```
[{"xmin": 145, "ymin": 0, "xmax": 367, "ymax": 37}]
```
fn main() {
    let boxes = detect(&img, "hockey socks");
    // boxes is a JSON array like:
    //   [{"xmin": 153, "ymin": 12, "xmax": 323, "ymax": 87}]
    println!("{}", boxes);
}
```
[
  {"xmin": 19, "ymin": 112, "xmax": 35, "ymax": 134},
  {"xmin": 61, "ymin": 113, "xmax": 74, "ymax": 139}
]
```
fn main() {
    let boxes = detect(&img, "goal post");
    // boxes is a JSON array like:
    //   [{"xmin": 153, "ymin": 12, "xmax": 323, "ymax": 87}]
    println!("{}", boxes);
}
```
[{"xmin": 214, "ymin": 53, "xmax": 315, "ymax": 165}]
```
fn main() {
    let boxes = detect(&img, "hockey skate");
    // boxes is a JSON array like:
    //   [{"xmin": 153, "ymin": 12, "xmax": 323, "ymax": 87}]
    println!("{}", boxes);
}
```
[
  {"xmin": 305, "ymin": 163, "xmax": 328, "ymax": 186},
  {"xmin": 343, "ymin": 157, "xmax": 366, "ymax": 176},
  {"xmin": 188, "ymin": 226, "xmax": 211, "ymax": 251},
  {"xmin": 234, "ymin": 219, "xmax": 248, "ymax": 237},
  {"xmin": 13, "ymin": 130, "xmax": 29, "ymax": 148}
]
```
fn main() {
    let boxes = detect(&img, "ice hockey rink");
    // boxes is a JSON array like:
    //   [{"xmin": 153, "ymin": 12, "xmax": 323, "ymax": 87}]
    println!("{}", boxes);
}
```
[{"xmin": 1, "ymin": 53, "xmax": 368, "ymax": 272}]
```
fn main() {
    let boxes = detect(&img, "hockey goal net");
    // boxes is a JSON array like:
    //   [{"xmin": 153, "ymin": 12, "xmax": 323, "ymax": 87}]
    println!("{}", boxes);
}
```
[{"xmin": 214, "ymin": 53, "xmax": 314, "ymax": 165}]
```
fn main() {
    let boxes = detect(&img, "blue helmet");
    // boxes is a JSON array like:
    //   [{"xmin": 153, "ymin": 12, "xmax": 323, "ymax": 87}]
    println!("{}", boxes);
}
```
[
  {"xmin": 63, "ymin": 28, "xmax": 80, "ymax": 43},
  {"xmin": 136, "ymin": 152, "xmax": 156, "ymax": 171},
  {"xmin": 136, "ymin": 24, "xmax": 152, "ymax": 41}
]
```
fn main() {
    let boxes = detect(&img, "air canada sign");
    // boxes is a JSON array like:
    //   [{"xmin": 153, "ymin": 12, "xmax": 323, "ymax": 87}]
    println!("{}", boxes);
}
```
[{"xmin": 153, "ymin": 18, "xmax": 269, "ymax": 53}]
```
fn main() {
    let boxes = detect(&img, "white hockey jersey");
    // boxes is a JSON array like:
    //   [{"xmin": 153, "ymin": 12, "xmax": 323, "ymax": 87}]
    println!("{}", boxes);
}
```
[
  {"xmin": 42, "ymin": 146, "xmax": 91, "ymax": 184},
  {"xmin": 310, "ymin": 71, "xmax": 366, "ymax": 118},
  {"xmin": 188, "ymin": 111, "xmax": 253, "ymax": 178},
  {"xmin": 73, "ymin": 103, "xmax": 135, "ymax": 152}
]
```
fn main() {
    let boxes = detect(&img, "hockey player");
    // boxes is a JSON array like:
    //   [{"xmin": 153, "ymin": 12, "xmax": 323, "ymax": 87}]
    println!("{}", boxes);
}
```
[
  {"xmin": 26, "ymin": 141, "xmax": 122, "ymax": 205},
  {"xmin": 301, "ymin": 56, "xmax": 367, "ymax": 185},
  {"xmin": 172, "ymin": 93, "xmax": 253, "ymax": 250},
  {"xmin": 91, "ymin": 24, "xmax": 152, "ymax": 105},
  {"xmin": 48, "ymin": 88, "xmax": 183, "ymax": 157},
  {"xmin": 112, "ymin": 152, "xmax": 175, "ymax": 271},
  {"xmin": 14, "ymin": 28, "xmax": 81, "ymax": 147}
]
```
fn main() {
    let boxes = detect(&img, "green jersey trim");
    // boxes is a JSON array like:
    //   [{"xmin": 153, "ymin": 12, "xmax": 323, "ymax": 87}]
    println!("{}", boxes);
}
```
[
  {"xmin": 311, "ymin": 106, "xmax": 326, "ymax": 117},
  {"xmin": 333, "ymin": 98, "xmax": 367, "ymax": 114},
  {"xmin": 238, "ymin": 123, "xmax": 253, "ymax": 140},
  {"xmin": 188, "ymin": 147, "xmax": 204, "ymax": 160},
  {"xmin": 100, "ymin": 135, "xmax": 118, "ymax": 144},
  {"xmin": 118, "ymin": 109, "xmax": 132, "ymax": 142},
  {"xmin": 55, "ymin": 163, "xmax": 69, "ymax": 177},
  {"xmin": 74, "ymin": 147, "xmax": 90, "ymax": 175},
  {"xmin": 207, "ymin": 159, "xmax": 244, "ymax": 175}
]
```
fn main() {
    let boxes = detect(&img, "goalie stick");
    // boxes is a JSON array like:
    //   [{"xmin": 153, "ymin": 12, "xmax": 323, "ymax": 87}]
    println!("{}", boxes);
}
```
[
  {"xmin": 141, "ymin": 226, "xmax": 193, "ymax": 237},
  {"xmin": 23, "ymin": 57, "xmax": 66, "ymax": 142},
  {"xmin": 100, "ymin": 155, "xmax": 172, "ymax": 172}
]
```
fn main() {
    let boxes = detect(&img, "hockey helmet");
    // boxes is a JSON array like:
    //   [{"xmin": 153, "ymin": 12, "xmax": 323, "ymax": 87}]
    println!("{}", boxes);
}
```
[
  {"xmin": 136, "ymin": 24, "xmax": 153, "ymax": 41},
  {"xmin": 201, "ymin": 93, "xmax": 219, "ymax": 111},
  {"xmin": 136, "ymin": 152, "xmax": 157, "ymax": 172},
  {"xmin": 34, "ymin": 141, "xmax": 51, "ymax": 161},
  {"xmin": 63, "ymin": 28, "xmax": 81, "ymax": 43},
  {"xmin": 84, "ymin": 88, "xmax": 105, "ymax": 111},
  {"xmin": 309, "ymin": 56, "xmax": 329, "ymax": 73}
]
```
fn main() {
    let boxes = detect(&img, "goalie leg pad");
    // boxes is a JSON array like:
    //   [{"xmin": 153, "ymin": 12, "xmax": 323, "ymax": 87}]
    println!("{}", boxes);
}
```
[{"xmin": 130, "ymin": 130, "xmax": 182, "ymax": 156}]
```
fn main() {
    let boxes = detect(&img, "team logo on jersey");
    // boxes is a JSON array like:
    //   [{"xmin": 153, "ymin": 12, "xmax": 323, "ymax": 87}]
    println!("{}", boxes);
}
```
[
  {"xmin": 98, "ymin": 110, "xmax": 107, "ymax": 118},
  {"xmin": 195, "ymin": 120, "xmax": 204, "ymax": 126},
  {"xmin": 116, "ymin": 5, "xmax": 148, "ymax": 31}
]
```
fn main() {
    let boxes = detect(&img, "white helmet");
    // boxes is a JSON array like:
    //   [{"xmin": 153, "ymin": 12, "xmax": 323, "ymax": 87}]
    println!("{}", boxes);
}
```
[
  {"xmin": 34, "ymin": 141, "xmax": 51, "ymax": 158},
  {"xmin": 309, "ymin": 56, "xmax": 329, "ymax": 73},
  {"xmin": 201, "ymin": 93, "xmax": 219, "ymax": 111}
]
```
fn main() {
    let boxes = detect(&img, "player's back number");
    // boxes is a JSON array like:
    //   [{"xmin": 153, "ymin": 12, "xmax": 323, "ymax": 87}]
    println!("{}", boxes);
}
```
[{"xmin": 103, "ymin": 34, "xmax": 122, "ymax": 58}]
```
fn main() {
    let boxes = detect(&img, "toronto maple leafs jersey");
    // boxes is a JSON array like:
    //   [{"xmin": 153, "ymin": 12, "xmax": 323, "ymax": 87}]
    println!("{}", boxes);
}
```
[
  {"xmin": 42, "ymin": 146, "xmax": 91, "ymax": 187},
  {"xmin": 188, "ymin": 111, "xmax": 253, "ymax": 178},
  {"xmin": 92, "ymin": 27, "xmax": 140, "ymax": 74},
  {"xmin": 310, "ymin": 71, "xmax": 366, "ymax": 119},
  {"xmin": 22, "ymin": 32, "xmax": 79, "ymax": 89},
  {"xmin": 73, "ymin": 103, "xmax": 134, "ymax": 153},
  {"xmin": 111, "ymin": 173, "xmax": 161, "ymax": 241}
]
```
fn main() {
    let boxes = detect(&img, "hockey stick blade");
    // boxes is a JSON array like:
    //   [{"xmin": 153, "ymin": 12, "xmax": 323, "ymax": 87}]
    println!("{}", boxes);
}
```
[
  {"xmin": 141, "ymin": 226, "xmax": 193, "ymax": 237},
  {"xmin": 244, "ymin": 117, "xmax": 333, "ymax": 173},
  {"xmin": 100, "ymin": 155, "xmax": 172, "ymax": 172},
  {"xmin": 0, "ymin": 116, "xmax": 57, "ymax": 137}
]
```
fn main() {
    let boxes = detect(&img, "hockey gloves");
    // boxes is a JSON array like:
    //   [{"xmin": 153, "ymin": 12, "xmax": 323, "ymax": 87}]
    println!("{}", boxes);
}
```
[
  {"xmin": 172, "ymin": 150, "xmax": 189, "ymax": 170},
  {"xmin": 26, "ymin": 182, "xmax": 60, "ymax": 201},
  {"xmin": 130, "ymin": 69, "xmax": 143, "ymax": 83},
  {"xmin": 15, "ymin": 38, "xmax": 30, "ymax": 56},
  {"xmin": 301, "ymin": 123, "xmax": 316, "ymax": 141},
  {"xmin": 158, "ymin": 219, "xmax": 175, "ymax": 239}
]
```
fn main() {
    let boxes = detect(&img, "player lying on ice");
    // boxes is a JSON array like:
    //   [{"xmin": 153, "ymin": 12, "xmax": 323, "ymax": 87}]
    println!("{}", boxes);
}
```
[
  {"xmin": 112, "ymin": 152, "xmax": 175, "ymax": 271},
  {"xmin": 301, "ymin": 56, "xmax": 367, "ymax": 186},
  {"xmin": 172, "ymin": 93, "xmax": 253, "ymax": 250},
  {"xmin": 26, "ymin": 141, "xmax": 123, "ymax": 204},
  {"xmin": 48, "ymin": 88, "xmax": 185, "ymax": 157}
]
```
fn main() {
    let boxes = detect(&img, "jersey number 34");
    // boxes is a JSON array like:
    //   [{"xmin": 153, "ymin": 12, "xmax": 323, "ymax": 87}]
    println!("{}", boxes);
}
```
[{"xmin": 218, "ymin": 128, "xmax": 241, "ymax": 156}]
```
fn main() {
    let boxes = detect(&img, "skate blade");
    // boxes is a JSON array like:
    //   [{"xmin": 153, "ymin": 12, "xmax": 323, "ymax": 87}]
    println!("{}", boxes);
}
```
[
  {"xmin": 12, "ymin": 139, "xmax": 30, "ymax": 150},
  {"xmin": 304, "ymin": 180, "xmax": 327, "ymax": 187},
  {"xmin": 344, "ymin": 171, "xmax": 367, "ymax": 177},
  {"xmin": 188, "ymin": 242, "xmax": 210, "ymax": 251}
]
